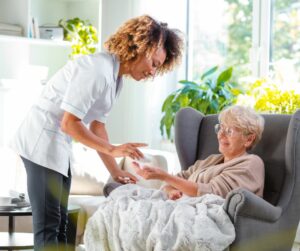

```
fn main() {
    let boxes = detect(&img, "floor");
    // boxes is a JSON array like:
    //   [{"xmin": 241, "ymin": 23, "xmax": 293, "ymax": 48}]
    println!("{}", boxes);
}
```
[{"xmin": 292, "ymin": 242, "xmax": 300, "ymax": 251}]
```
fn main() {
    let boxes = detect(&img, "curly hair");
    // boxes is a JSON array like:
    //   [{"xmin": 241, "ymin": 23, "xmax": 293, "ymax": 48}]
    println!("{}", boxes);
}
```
[{"xmin": 104, "ymin": 15, "xmax": 184, "ymax": 75}]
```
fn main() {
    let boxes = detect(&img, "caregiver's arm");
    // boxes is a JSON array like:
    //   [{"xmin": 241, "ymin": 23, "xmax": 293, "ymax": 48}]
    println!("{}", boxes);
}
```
[
  {"xmin": 61, "ymin": 111, "xmax": 146, "ymax": 159},
  {"xmin": 89, "ymin": 120, "xmax": 138, "ymax": 183}
]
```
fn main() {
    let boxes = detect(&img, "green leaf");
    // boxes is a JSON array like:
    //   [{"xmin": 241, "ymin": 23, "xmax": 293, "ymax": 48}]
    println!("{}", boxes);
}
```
[
  {"xmin": 217, "ymin": 67, "xmax": 233, "ymax": 85},
  {"xmin": 164, "ymin": 113, "xmax": 174, "ymax": 140},
  {"xmin": 207, "ymin": 88, "xmax": 213, "ymax": 101},
  {"xmin": 210, "ymin": 99, "xmax": 219, "ymax": 112},
  {"xmin": 206, "ymin": 79, "xmax": 217, "ymax": 90},
  {"xmin": 220, "ymin": 88, "xmax": 232, "ymax": 100},
  {"xmin": 178, "ymin": 80, "xmax": 199, "ymax": 86},
  {"xmin": 180, "ymin": 85, "xmax": 200, "ymax": 94},
  {"xmin": 171, "ymin": 101, "xmax": 181, "ymax": 113},
  {"xmin": 201, "ymin": 66, "xmax": 218, "ymax": 80},
  {"xmin": 161, "ymin": 94, "xmax": 175, "ymax": 112},
  {"xmin": 198, "ymin": 100, "xmax": 210, "ymax": 114},
  {"xmin": 177, "ymin": 94, "xmax": 189, "ymax": 107},
  {"xmin": 160, "ymin": 117, "xmax": 165, "ymax": 137}
]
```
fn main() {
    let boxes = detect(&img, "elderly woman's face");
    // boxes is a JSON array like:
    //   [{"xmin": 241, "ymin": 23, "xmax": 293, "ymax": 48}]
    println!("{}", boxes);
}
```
[
  {"xmin": 128, "ymin": 47, "xmax": 166, "ymax": 81},
  {"xmin": 215, "ymin": 123, "xmax": 255, "ymax": 159}
]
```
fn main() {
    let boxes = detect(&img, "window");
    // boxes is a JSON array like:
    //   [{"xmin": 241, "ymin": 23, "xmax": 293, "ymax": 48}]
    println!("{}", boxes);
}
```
[
  {"xmin": 270, "ymin": 0, "xmax": 300, "ymax": 90},
  {"xmin": 187, "ymin": 0, "xmax": 300, "ymax": 89},
  {"xmin": 187, "ymin": 0, "xmax": 253, "ymax": 82}
]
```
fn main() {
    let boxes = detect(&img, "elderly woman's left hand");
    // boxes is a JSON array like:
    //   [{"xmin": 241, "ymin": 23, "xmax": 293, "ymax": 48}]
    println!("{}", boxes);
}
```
[{"xmin": 132, "ymin": 162, "xmax": 167, "ymax": 180}]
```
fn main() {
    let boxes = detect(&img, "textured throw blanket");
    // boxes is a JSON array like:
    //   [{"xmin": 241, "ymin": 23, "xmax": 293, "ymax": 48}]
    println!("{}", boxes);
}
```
[{"xmin": 84, "ymin": 185, "xmax": 235, "ymax": 251}]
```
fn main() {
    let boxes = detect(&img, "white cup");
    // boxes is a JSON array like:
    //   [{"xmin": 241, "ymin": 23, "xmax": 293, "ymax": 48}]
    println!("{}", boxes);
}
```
[{"xmin": 0, "ymin": 197, "xmax": 12, "ymax": 205}]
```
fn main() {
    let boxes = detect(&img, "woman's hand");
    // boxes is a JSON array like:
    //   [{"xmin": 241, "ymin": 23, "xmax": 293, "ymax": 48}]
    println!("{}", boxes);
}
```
[
  {"xmin": 112, "ymin": 170, "xmax": 138, "ymax": 184},
  {"xmin": 162, "ymin": 185, "xmax": 183, "ymax": 200},
  {"xmin": 132, "ymin": 162, "xmax": 168, "ymax": 180},
  {"xmin": 167, "ymin": 189, "xmax": 183, "ymax": 200},
  {"xmin": 109, "ymin": 143, "xmax": 147, "ymax": 159}
]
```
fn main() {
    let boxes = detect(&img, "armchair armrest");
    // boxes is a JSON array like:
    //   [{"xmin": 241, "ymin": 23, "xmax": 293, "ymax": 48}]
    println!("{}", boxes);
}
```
[{"xmin": 223, "ymin": 188, "xmax": 282, "ymax": 223}]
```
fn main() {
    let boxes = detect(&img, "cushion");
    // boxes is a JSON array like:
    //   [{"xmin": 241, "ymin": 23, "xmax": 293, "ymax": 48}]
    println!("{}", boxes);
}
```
[{"xmin": 70, "ymin": 143, "xmax": 123, "ymax": 196}]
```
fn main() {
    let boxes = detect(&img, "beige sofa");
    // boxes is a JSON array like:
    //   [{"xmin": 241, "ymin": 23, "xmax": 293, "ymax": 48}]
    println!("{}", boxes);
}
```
[{"xmin": 0, "ymin": 143, "xmax": 178, "ymax": 247}]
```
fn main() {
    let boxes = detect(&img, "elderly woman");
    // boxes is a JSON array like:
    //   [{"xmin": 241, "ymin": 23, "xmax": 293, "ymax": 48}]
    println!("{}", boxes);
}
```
[{"xmin": 134, "ymin": 105, "xmax": 265, "ymax": 200}]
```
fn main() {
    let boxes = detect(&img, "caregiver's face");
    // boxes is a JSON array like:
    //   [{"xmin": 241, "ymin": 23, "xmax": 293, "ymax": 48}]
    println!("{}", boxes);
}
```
[{"xmin": 128, "ymin": 47, "xmax": 166, "ymax": 81}]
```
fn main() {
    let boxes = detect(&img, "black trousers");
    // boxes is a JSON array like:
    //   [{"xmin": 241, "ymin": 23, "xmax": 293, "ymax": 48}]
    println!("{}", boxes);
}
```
[{"xmin": 21, "ymin": 157, "xmax": 71, "ymax": 251}]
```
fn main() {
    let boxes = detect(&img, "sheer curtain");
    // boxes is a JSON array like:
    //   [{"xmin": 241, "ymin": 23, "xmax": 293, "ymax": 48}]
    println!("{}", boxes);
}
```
[{"xmin": 0, "ymin": 72, "xmax": 45, "ymax": 197}]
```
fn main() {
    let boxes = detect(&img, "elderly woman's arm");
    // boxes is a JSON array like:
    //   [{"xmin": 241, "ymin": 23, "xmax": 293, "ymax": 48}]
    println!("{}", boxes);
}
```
[
  {"xmin": 196, "ymin": 156, "xmax": 264, "ymax": 198},
  {"xmin": 164, "ymin": 174, "xmax": 198, "ymax": 196},
  {"xmin": 135, "ymin": 154, "xmax": 264, "ymax": 198},
  {"xmin": 135, "ymin": 166, "xmax": 198, "ymax": 196}
]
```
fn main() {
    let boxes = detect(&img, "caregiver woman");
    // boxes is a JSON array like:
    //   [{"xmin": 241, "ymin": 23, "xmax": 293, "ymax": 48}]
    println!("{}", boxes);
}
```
[{"xmin": 11, "ymin": 15, "xmax": 183, "ymax": 251}]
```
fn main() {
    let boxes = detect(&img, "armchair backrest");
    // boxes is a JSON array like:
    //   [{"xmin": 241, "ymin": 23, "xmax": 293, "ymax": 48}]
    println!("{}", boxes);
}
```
[{"xmin": 174, "ymin": 108, "xmax": 295, "ymax": 206}]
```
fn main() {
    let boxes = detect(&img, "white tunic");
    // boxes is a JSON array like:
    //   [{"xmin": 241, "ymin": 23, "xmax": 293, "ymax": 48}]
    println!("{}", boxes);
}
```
[{"xmin": 11, "ymin": 52, "xmax": 123, "ymax": 177}]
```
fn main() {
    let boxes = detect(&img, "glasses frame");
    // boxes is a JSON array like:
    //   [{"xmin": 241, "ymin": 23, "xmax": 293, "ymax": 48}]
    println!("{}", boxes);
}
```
[{"xmin": 214, "ymin": 123, "xmax": 247, "ymax": 138}]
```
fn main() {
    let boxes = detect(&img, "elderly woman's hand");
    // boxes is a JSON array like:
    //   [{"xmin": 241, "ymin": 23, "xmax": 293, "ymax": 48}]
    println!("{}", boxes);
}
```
[
  {"xmin": 162, "ymin": 185, "xmax": 183, "ymax": 200},
  {"xmin": 132, "ymin": 162, "xmax": 168, "ymax": 180},
  {"xmin": 167, "ymin": 189, "xmax": 183, "ymax": 200}
]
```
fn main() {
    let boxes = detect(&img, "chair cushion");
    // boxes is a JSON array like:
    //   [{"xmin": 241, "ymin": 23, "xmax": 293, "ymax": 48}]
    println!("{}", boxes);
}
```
[
  {"xmin": 122, "ymin": 154, "xmax": 168, "ymax": 189},
  {"xmin": 70, "ymin": 143, "xmax": 123, "ymax": 196}
]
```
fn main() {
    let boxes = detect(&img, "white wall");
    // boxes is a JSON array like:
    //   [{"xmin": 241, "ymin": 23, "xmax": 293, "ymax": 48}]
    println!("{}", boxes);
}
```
[{"xmin": 0, "ymin": 40, "xmax": 30, "ymax": 79}]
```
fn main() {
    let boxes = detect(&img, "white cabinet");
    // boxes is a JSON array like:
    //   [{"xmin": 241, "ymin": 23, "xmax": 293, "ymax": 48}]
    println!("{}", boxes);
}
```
[
  {"xmin": 0, "ymin": 0, "xmax": 30, "ymax": 36},
  {"xmin": 0, "ymin": 0, "xmax": 102, "ymax": 39},
  {"xmin": 0, "ymin": 0, "xmax": 102, "ymax": 79}
]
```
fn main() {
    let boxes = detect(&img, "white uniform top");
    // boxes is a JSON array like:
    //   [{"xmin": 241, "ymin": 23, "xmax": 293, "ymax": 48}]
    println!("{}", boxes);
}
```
[{"xmin": 11, "ymin": 52, "xmax": 123, "ymax": 177}]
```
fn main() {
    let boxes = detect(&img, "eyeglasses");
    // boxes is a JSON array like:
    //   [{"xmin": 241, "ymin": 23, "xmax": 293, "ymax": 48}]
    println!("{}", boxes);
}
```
[{"xmin": 214, "ymin": 124, "xmax": 241, "ymax": 137}]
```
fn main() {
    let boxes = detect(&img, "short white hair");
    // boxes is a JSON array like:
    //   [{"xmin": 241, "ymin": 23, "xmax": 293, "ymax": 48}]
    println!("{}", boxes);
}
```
[{"xmin": 218, "ymin": 105, "xmax": 265, "ymax": 150}]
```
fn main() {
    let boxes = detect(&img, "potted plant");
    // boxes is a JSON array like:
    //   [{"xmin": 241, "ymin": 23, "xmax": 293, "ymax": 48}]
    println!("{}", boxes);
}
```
[
  {"xmin": 59, "ymin": 17, "xmax": 98, "ymax": 59},
  {"xmin": 160, "ymin": 66, "xmax": 244, "ymax": 141}
]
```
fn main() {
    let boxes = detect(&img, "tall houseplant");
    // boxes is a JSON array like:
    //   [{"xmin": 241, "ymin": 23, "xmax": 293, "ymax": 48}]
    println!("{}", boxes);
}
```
[
  {"xmin": 160, "ymin": 66, "xmax": 244, "ymax": 140},
  {"xmin": 59, "ymin": 17, "xmax": 98, "ymax": 59}
]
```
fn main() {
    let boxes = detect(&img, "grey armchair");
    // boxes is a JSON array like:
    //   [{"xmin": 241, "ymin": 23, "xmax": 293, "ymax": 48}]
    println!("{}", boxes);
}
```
[{"xmin": 174, "ymin": 107, "xmax": 300, "ymax": 251}]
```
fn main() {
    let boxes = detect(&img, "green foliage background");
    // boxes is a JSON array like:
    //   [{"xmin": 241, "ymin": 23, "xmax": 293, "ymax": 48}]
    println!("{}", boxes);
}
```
[
  {"xmin": 224, "ymin": 0, "xmax": 300, "ymax": 79},
  {"xmin": 59, "ymin": 17, "xmax": 99, "ymax": 59},
  {"xmin": 238, "ymin": 79, "xmax": 300, "ymax": 114},
  {"xmin": 160, "ymin": 66, "xmax": 244, "ymax": 140}
]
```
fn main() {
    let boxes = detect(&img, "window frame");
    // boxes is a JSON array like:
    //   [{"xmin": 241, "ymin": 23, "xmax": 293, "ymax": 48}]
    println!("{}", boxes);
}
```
[{"xmin": 252, "ymin": 0, "xmax": 272, "ymax": 78}]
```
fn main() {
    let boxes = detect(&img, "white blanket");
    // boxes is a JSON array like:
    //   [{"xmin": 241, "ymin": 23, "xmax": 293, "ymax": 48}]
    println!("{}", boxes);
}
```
[{"xmin": 84, "ymin": 185, "xmax": 235, "ymax": 251}]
